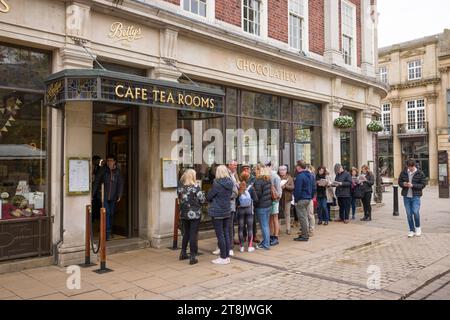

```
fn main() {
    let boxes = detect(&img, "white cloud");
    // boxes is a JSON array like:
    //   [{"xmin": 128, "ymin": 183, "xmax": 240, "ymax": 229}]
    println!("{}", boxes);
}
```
[{"xmin": 378, "ymin": 0, "xmax": 450, "ymax": 48}]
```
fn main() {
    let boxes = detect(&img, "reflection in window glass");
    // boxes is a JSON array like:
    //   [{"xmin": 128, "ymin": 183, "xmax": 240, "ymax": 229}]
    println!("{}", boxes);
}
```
[
  {"xmin": 241, "ymin": 91, "xmax": 279, "ymax": 120},
  {"xmin": 0, "ymin": 91, "xmax": 47, "ymax": 220},
  {"xmin": 293, "ymin": 101, "xmax": 321, "ymax": 125},
  {"xmin": 226, "ymin": 88, "xmax": 238, "ymax": 115},
  {"xmin": 0, "ymin": 45, "xmax": 51, "ymax": 90}
]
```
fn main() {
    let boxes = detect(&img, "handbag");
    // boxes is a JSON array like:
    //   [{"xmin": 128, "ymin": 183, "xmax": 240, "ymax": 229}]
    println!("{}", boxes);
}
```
[
  {"xmin": 271, "ymin": 184, "xmax": 280, "ymax": 201},
  {"xmin": 353, "ymin": 184, "xmax": 365, "ymax": 199}
]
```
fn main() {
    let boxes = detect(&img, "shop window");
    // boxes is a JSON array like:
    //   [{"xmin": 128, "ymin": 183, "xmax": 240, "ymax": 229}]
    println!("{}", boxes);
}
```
[
  {"xmin": 0, "ymin": 91, "xmax": 47, "ymax": 221},
  {"xmin": 241, "ymin": 91, "xmax": 279, "ymax": 120},
  {"xmin": 293, "ymin": 124, "xmax": 321, "ymax": 169},
  {"xmin": 0, "ymin": 44, "xmax": 51, "ymax": 90},
  {"xmin": 292, "ymin": 100, "xmax": 321, "ymax": 125},
  {"xmin": 226, "ymin": 88, "xmax": 238, "ymax": 115}
]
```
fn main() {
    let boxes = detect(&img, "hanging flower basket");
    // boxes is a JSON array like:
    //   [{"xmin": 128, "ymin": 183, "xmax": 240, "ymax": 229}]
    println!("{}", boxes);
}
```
[
  {"xmin": 367, "ymin": 120, "xmax": 384, "ymax": 133},
  {"xmin": 334, "ymin": 116, "xmax": 355, "ymax": 129}
]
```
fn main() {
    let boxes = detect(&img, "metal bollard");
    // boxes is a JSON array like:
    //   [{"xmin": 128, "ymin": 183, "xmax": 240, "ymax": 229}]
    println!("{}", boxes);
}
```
[
  {"xmin": 94, "ymin": 207, "xmax": 113, "ymax": 274},
  {"xmin": 393, "ymin": 185, "xmax": 400, "ymax": 216},
  {"xmin": 171, "ymin": 198, "xmax": 180, "ymax": 250}
]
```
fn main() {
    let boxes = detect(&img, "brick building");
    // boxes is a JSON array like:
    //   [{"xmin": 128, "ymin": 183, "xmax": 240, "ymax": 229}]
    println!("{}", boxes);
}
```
[{"xmin": 0, "ymin": 0, "xmax": 387, "ymax": 266}]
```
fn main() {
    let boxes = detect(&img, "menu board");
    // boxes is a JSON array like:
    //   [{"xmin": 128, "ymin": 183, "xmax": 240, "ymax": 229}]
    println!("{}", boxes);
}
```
[
  {"xmin": 162, "ymin": 159, "xmax": 178, "ymax": 189},
  {"xmin": 67, "ymin": 158, "xmax": 91, "ymax": 195}
]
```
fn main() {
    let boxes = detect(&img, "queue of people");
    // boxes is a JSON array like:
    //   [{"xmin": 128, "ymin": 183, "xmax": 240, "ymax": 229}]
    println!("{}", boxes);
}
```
[{"xmin": 177, "ymin": 160, "xmax": 378, "ymax": 265}]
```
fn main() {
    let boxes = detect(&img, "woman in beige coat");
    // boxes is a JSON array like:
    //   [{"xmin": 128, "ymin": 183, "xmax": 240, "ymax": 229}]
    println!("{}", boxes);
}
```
[{"xmin": 278, "ymin": 165, "xmax": 295, "ymax": 235}]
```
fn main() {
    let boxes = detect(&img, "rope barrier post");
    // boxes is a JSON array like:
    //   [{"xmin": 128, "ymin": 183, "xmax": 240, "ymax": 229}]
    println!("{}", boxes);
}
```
[
  {"xmin": 171, "ymin": 198, "xmax": 180, "ymax": 250},
  {"xmin": 80, "ymin": 205, "xmax": 96, "ymax": 268},
  {"xmin": 94, "ymin": 207, "xmax": 113, "ymax": 274}
]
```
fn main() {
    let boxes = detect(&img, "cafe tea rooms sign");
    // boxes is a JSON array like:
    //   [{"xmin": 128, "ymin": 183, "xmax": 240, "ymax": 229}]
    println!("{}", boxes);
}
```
[{"xmin": 0, "ymin": 0, "xmax": 10, "ymax": 13}]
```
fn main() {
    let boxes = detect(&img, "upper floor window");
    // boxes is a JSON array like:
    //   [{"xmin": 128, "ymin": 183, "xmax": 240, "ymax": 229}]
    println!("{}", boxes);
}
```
[
  {"xmin": 407, "ymin": 99, "xmax": 426, "ymax": 130},
  {"xmin": 243, "ymin": 0, "xmax": 261, "ymax": 36},
  {"xmin": 183, "ymin": 0, "xmax": 207, "ymax": 17},
  {"xmin": 341, "ymin": 1, "xmax": 356, "ymax": 66},
  {"xmin": 408, "ymin": 60, "xmax": 422, "ymax": 81},
  {"xmin": 381, "ymin": 103, "xmax": 391, "ymax": 128},
  {"xmin": 289, "ymin": 0, "xmax": 306, "ymax": 51},
  {"xmin": 379, "ymin": 66, "xmax": 388, "ymax": 84}
]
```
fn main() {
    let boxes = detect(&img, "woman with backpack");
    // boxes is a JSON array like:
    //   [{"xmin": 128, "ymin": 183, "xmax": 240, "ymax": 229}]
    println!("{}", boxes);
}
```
[
  {"xmin": 253, "ymin": 166, "xmax": 273, "ymax": 250},
  {"xmin": 360, "ymin": 165, "xmax": 375, "ymax": 222},
  {"xmin": 236, "ymin": 171, "xmax": 258, "ymax": 253},
  {"xmin": 177, "ymin": 169, "xmax": 206, "ymax": 265}
]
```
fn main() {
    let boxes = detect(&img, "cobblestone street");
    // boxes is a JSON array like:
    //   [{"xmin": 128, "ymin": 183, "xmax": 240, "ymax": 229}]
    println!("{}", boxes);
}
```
[{"xmin": 1, "ymin": 187, "xmax": 449, "ymax": 300}]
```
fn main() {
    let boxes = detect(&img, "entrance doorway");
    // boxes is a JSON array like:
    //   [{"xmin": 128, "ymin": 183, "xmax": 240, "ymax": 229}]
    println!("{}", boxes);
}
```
[{"xmin": 92, "ymin": 103, "xmax": 138, "ymax": 240}]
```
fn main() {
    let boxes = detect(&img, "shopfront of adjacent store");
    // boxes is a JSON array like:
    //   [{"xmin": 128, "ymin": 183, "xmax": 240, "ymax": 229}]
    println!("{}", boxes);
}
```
[{"xmin": 0, "ymin": 0, "xmax": 386, "ymax": 266}]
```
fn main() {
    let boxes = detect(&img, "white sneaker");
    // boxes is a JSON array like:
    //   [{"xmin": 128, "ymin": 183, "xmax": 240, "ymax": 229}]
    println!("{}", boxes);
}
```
[
  {"xmin": 229, "ymin": 250, "xmax": 234, "ymax": 257},
  {"xmin": 408, "ymin": 231, "xmax": 415, "ymax": 238},
  {"xmin": 212, "ymin": 248, "xmax": 220, "ymax": 255},
  {"xmin": 415, "ymin": 227, "xmax": 422, "ymax": 237},
  {"xmin": 248, "ymin": 246, "xmax": 255, "ymax": 253},
  {"xmin": 211, "ymin": 258, "xmax": 230, "ymax": 265},
  {"xmin": 239, "ymin": 247, "xmax": 245, "ymax": 253}
]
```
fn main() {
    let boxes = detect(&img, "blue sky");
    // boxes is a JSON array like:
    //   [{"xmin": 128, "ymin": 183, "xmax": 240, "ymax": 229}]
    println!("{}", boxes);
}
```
[{"xmin": 378, "ymin": 0, "xmax": 450, "ymax": 47}]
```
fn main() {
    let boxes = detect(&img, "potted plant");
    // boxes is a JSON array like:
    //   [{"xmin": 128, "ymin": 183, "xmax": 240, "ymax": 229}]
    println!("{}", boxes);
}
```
[
  {"xmin": 334, "ymin": 116, "xmax": 355, "ymax": 129},
  {"xmin": 367, "ymin": 120, "xmax": 384, "ymax": 133}
]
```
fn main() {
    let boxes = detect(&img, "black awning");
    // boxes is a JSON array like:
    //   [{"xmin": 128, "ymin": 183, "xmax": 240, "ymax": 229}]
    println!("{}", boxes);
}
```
[{"xmin": 44, "ymin": 69, "xmax": 224, "ymax": 119}]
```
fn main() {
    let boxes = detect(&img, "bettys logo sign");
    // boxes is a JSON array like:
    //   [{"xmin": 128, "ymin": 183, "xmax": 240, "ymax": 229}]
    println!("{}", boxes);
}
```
[
  {"xmin": 0, "ymin": 0, "xmax": 10, "ymax": 13},
  {"xmin": 108, "ymin": 22, "xmax": 143, "ymax": 42}
]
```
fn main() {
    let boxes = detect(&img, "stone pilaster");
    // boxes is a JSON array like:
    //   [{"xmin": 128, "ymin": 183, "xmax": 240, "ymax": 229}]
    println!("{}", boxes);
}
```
[
  {"xmin": 361, "ymin": 0, "xmax": 375, "ymax": 77},
  {"xmin": 322, "ymin": 101, "xmax": 343, "ymax": 175},
  {"xmin": 391, "ymin": 98, "xmax": 403, "ymax": 181},
  {"xmin": 357, "ymin": 108, "xmax": 375, "ymax": 167},
  {"xmin": 427, "ymin": 93, "xmax": 439, "ymax": 185},
  {"xmin": 324, "ymin": 0, "xmax": 344, "ymax": 66},
  {"xmin": 152, "ymin": 28, "xmax": 182, "ymax": 81}
]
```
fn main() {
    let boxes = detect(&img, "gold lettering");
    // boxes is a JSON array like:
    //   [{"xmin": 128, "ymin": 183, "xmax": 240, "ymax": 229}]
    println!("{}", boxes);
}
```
[
  {"xmin": 236, "ymin": 59, "xmax": 244, "ymax": 70},
  {"xmin": 125, "ymin": 87, "xmax": 134, "ymax": 99},
  {"xmin": 109, "ymin": 21, "xmax": 143, "ymax": 42},
  {"xmin": 135, "ymin": 87, "xmax": 141, "ymax": 100},
  {"xmin": 160, "ymin": 91, "xmax": 166, "ymax": 103},
  {"xmin": 210, "ymin": 99, "xmax": 215, "ymax": 109},
  {"xmin": 141, "ymin": 88, "xmax": 148, "ymax": 100},
  {"xmin": 115, "ymin": 85, "xmax": 125, "ymax": 98},
  {"xmin": 153, "ymin": 90, "xmax": 160, "ymax": 102},
  {"xmin": 193, "ymin": 96, "xmax": 201, "ymax": 108},
  {"xmin": 184, "ymin": 95, "xmax": 193, "ymax": 106},
  {"xmin": 201, "ymin": 97, "xmax": 210, "ymax": 108},
  {"xmin": 0, "ymin": 0, "xmax": 10, "ymax": 13},
  {"xmin": 167, "ymin": 92, "xmax": 175, "ymax": 104},
  {"xmin": 178, "ymin": 93, "xmax": 185, "ymax": 105}
]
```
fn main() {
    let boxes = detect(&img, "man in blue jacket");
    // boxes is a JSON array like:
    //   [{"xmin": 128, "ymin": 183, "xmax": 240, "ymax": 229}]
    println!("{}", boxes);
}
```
[{"xmin": 293, "ymin": 160, "xmax": 315, "ymax": 242}]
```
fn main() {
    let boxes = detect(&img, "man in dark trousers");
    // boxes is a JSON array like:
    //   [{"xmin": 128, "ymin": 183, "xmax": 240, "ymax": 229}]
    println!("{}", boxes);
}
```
[
  {"xmin": 398, "ymin": 159, "xmax": 427, "ymax": 238},
  {"xmin": 93, "ymin": 155, "xmax": 124, "ymax": 241},
  {"xmin": 293, "ymin": 160, "xmax": 315, "ymax": 242}
]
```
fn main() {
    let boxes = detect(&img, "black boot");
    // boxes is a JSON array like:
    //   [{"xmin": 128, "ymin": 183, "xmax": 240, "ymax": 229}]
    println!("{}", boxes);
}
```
[
  {"xmin": 189, "ymin": 254, "xmax": 198, "ymax": 265},
  {"xmin": 179, "ymin": 252, "xmax": 189, "ymax": 261}
]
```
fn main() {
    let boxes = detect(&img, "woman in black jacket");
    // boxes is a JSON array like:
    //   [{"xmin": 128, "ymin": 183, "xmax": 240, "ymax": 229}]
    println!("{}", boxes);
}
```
[
  {"xmin": 333, "ymin": 163, "xmax": 353, "ymax": 224},
  {"xmin": 206, "ymin": 165, "xmax": 237, "ymax": 265},
  {"xmin": 253, "ymin": 166, "xmax": 273, "ymax": 250},
  {"xmin": 360, "ymin": 165, "xmax": 375, "ymax": 222},
  {"xmin": 177, "ymin": 169, "xmax": 206, "ymax": 265}
]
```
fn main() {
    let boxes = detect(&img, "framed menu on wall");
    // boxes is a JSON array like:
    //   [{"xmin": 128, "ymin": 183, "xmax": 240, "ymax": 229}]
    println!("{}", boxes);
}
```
[
  {"xmin": 161, "ymin": 158, "xmax": 178, "ymax": 189},
  {"xmin": 67, "ymin": 158, "xmax": 91, "ymax": 195}
]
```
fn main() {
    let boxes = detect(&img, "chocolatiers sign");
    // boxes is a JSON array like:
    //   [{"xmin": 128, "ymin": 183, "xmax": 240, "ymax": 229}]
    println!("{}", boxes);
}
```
[{"xmin": 44, "ymin": 69, "xmax": 224, "ymax": 119}]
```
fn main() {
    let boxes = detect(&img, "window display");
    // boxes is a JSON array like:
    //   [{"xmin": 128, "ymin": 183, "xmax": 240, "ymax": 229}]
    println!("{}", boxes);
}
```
[{"xmin": 0, "ymin": 91, "xmax": 47, "ymax": 220}]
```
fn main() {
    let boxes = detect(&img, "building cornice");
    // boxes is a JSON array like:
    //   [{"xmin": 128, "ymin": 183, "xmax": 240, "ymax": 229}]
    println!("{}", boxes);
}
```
[
  {"xmin": 85, "ymin": 0, "xmax": 388, "ymax": 97},
  {"xmin": 390, "ymin": 77, "xmax": 440, "ymax": 91}
]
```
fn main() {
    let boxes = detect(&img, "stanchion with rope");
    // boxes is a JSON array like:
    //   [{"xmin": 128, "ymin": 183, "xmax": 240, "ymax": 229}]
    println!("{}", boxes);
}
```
[
  {"xmin": 79, "ymin": 204, "xmax": 97, "ymax": 268},
  {"xmin": 94, "ymin": 207, "xmax": 113, "ymax": 274}
]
